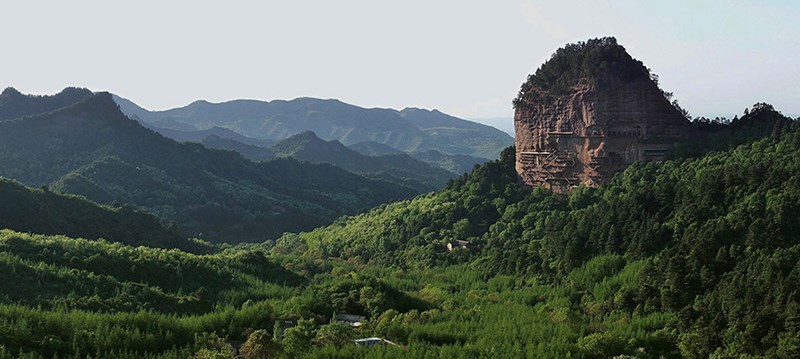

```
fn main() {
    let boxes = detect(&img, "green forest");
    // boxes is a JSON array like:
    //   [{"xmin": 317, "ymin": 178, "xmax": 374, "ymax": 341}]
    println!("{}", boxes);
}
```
[
  {"xmin": 0, "ymin": 103, "xmax": 798, "ymax": 358},
  {"xmin": 0, "ymin": 92, "xmax": 419, "ymax": 243},
  {"xmin": 513, "ymin": 37, "xmax": 651, "ymax": 104}
]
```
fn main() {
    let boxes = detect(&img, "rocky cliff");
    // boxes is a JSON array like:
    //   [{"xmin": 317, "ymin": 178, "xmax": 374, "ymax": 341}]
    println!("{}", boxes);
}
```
[{"xmin": 513, "ymin": 37, "xmax": 691, "ymax": 192}]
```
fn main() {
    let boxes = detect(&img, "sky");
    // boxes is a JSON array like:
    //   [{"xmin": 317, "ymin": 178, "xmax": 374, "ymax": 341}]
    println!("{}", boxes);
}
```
[{"xmin": 1, "ymin": 0, "xmax": 798, "ymax": 124}]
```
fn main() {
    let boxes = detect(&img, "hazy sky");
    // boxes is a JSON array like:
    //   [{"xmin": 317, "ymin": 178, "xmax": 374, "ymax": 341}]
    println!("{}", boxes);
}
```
[{"xmin": 1, "ymin": 0, "xmax": 798, "ymax": 121}]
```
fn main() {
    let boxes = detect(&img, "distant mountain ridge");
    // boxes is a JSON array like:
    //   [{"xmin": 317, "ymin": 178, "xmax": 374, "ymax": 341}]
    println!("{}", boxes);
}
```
[
  {"xmin": 0, "ymin": 87, "xmax": 94, "ymax": 121},
  {"xmin": 271, "ymin": 131, "xmax": 455, "ymax": 192},
  {"xmin": 201, "ymin": 135, "xmax": 276, "ymax": 162},
  {"xmin": 0, "ymin": 89, "xmax": 417, "ymax": 242},
  {"xmin": 113, "ymin": 95, "xmax": 512, "ymax": 159},
  {"xmin": 469, "ymin": 116, "xmax": 515, "ymax": 135},
  {"xmin": 407, "ymin": 149, "xmax": 485, "ymax": 175},
  {"xmin": 346, "ymin": 141, "xmax": 405, "ymax": 156},
  {"xmin": 345, "ymin": 141, "xmax": 485, "ymax": 174},
  {"xmin": 147, "ymin": 125, "xmax": 275, "ymax": 147}
]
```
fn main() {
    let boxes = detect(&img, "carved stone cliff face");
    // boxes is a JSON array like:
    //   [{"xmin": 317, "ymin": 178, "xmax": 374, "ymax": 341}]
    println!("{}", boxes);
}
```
[{"xmin": 514, "ymin": 76, "xmax": 691, "ymax": 192}]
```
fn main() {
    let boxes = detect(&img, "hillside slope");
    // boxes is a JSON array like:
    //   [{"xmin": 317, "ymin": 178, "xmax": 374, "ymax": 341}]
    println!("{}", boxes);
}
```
[
  {"xmin": 0, "ymin": 92, "xmax": 416, "ymax": 242},
  {"xmin": 201, "ymin": 134, "xmax": 276, "ymax": 161},
  {"xmin": 281, "ymin": 105, "xmax": 800, "ymax": 357},
  {"xmin": 271, "ymin": 132, "xmax": 455, "ymax": 192},
  {"xmin": 399, "ymin": 108, "xmax": 512, "ymax": 160},
  {"xmin": 0, "ymin": 87, "xmax": 94, "ymax": 121},
  {"xmin": 346, "ymin": 140, "xmax": 405, "ymax": 156},
  {"xmin": 409, "ymin": 149, "xmax": 486, "ymax": 175},
  {"xmin": 1, "ymin": 104, "xmax": 798, "ymax": 359},
  {"xmin": 148, "ymin": 125, "xmax": 275, "ymax": 147},
  {"xmin": 0, "ymin": 178, "xmax": 195, "ymax": 250}
]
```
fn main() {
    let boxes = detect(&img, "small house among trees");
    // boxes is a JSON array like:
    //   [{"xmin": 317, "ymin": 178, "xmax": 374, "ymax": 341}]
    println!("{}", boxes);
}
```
[
  {"xmin": 354, "ymin": 337, "xmax": 398, "ymax": 347},
  {"xmin": 336, "ymin": 313, "xmax": 366, "ymax": 327},
  {"xmin": 446, "ymin": 240, "xmax": 469, "ymax": 252}
]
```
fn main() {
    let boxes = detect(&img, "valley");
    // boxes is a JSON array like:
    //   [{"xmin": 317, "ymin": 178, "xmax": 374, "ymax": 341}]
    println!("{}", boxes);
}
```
[{"xmin": 1, "ymin": 35, "xmax": 799, "ymax": 359}]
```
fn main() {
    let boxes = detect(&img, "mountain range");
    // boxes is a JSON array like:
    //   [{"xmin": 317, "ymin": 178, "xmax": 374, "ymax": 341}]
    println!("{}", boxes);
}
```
[
  {"xmin": 147, "ymin": 127, "xmax": 471, "ymax": 192},
  {"xmin": 0, "ymin": 88, "xmax": 418, "ymax": 242},
  {"xmin": 113, "ymin": 95, "xmax": 512, "ymax": 160},
  {"xmin": 113, "ymin": 92, "xmax": 497, "ymax": 189},
  {"xmin": 2, "ymin": 36, "xmax": 799, "ymax": 359},
  {"xmin": 270, "ymin": 131, "xmax": 455, "ymax": 192},
  {"xmin": 171, "ymin": 129, "xmax": 486, "ymax": 180},
  {"xmin": 3, "ymin": 101, "xmax": 797, "ymax": 359}
]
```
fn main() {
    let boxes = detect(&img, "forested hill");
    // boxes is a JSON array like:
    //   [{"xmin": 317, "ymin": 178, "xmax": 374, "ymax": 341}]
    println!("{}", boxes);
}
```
[
  {"xmin": 0, "ymin": 178, "xmax": 198, "ymax": 251},
  {"xmin": 0, "ymin": 92, "xmax": 417, "ymax": 242},
  {"xmin": 114, "ymin": 95, "xmax": 512, "ymax": 159},
  {"xmin": 271, "ymin": 131, "xmax": 456, "ymax": 192},
  {"xmin": 149, "ymin": 125, "xmax": 275, "ymax": 148},
  {"xmin": 276, "ymin": 105, "xmax": 800, "ymax": 357},
  {"xmin": 1, "ymin": 103, "xmax": 798, "ymax": 358},
  {"xmin": 346, "ymin": 141, "xmax": 405, "ymax": 156},
  {"xmin": 200, "ymin": 134, "xmax": 276, "ymax": 162},
  {"xmin": 514, "ymin": 36, "xmax": 651, "ymax": 102},
  {"xmin": 0, "ymin": 87, "xmax": 93, "ymax": 121},
  {"xmin": 398, "ymin": 108, "xmax": 512, "ymax": 160},
  {"xmin": 345, "ymin": 142, "xmax": 487, "ymax": 176}
]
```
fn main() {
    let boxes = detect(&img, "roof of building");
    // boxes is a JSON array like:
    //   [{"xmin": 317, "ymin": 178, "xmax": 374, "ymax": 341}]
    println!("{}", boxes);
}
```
[
  {"xmin": 354, "ymin": 337, "xmax": 383, "ymax": 343},
  {"xmin": 336, "ymin": 313, "xmax": 367, "ymax": 322},
  {"xmin": 354, "ymin": 337, "xmax": 401, "ymax": 347}
]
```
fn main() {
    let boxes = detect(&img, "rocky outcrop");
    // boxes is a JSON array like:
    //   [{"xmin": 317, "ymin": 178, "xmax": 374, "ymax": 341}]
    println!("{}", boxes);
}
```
[{"xmin": 514, "ymin": 39, "xmax": 692, "ymax": 192}]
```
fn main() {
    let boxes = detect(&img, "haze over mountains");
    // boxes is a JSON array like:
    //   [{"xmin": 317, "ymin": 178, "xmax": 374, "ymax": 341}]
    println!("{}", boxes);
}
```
[
  {"xmin": 194, "ymin": 130, "xmax": 482, "ymax": 192},
  {"xmin": 163, "ymin": 124, "xmax": 488, "ymax": 178},
  {"xmin": 270, "ymin": 131, "xmax": 456, "ymax": 192},
  {"xmin": 115, "ymin": 92, "xmax": 499, "ymax": 181},
  {"xmin": 0, "ymin": 88, "xmax": 422, "ymax": 242},
  {"xmin": 0, "ymin": 86, "xmax": 513, "ymax": 244},
  {"xmin": 468, "ymin": 116, "xmax": 514, "ymax": 135},
  {"xmin": 113, "ymin": 94, "xmax": 512, "ymax": 160},
  {"xmin": 1, "ymin": 32, "xmax": 800, "ymax": 358}
]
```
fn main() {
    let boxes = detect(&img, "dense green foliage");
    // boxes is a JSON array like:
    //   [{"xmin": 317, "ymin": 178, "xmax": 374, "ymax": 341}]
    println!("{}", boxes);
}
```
[
  {"xmin": 676, "ymin": 102, "xmax": 794, "ymax": 158},
  {"xmin": 408, "ymin": 150, "xmax": 486, "ymax": 176},
  {"xmin": 280, "ymin": 106, "xmax": 800, "ymax": 357},
  {"xmin": 0, "ymin": 230, "xmax": 302, "ymax": 313},
  {"xmin": 0, "ymin": 93, "xmax": 416, "ymax": 242},
  {"xmin": 0, "ymin": 229, "xmax": 309, "ymax": 358},
  {"xmin": 200, "ymin": 135, "xmax": 276, "ymax": 162},
  {"xmin": 0, "ymin": 178, "xmax": 197, "ymax": 251},
  {"xmin": 0, "ymin": 229, "xmax": 673, "ymax": 359},
  {"xmin": 514, "ymin": 37, "xmax": 653, "ymax": 105},
  {"xmin": 1, "ymin": 102, "xmax": 799, "ymax": 358}
]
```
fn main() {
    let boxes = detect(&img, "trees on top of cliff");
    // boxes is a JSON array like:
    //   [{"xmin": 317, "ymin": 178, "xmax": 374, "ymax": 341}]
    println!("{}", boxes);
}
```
[{"xmin": 513, "ymin": 37, "xmax": 653, "ymax": 106}]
